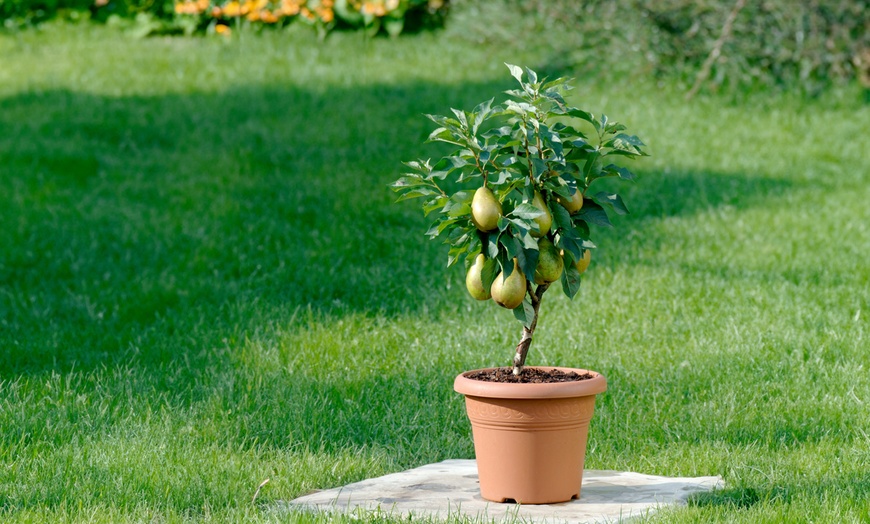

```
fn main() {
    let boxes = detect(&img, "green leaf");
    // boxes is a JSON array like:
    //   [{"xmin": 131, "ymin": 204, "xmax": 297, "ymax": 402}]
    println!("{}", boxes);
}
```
[
  {"xmin": 505, "ymin": 63, "xmax": 524, "ymax": 84},
  {"xmin": 517, "ymin": 247, "xmax": 538, "ymax": 283},
  {"xmin": 605, "ymin": 122, "xmax": 627, "ymax": 134},
  {"xmin": 512, "ymin": 297, "xmax": 535, "ymax": 327},
  {"xmin": 402, "ymin": 159, "xmax": 430, "ymax": 172},
  {"xmin": 601, "ymin": 164, "xmax": 637, "ymax": 181},
  {"xmin": 604, "ymin": 148, "xmax": 647, "ymax": 158},
  {"xmin": 446, "ymin": 228, "xmax": 473, "ymax": 266},
  {"xmin": 490, "ymin": 169, "xmax": 513, "ymax": 185},
  {"xmin": 427, "ymin": 127, "xmax": 464, "ymax": 146},
  {"xmin": 560, "ymin": 263, "xmax": 582, "ymax": 300},
  {"xmin": 542, "ymin": 89, "xmax": 568, "ymax": 112},
  {"xmin": 524, "ymin": 66, "xmax": 538, "ymax": 85},
  {"xmin": 389, "ymin": 175, "xmax": 425, "ymax": 190},
  {"xmin": 551, "ymin": 201, "xmax": 574, "ymax": 231},
  {"xmin": 480, "ymin": 256, "xmax": 499, "ymax": 290},
  {"xmin": 450, "ymin": 108, "xmax": 469, "ymax": 130},
  {"xmin": 530, "ymin": 158, "xmax": 548, "ymax": 180},
  {"xmin": 604, "ymin": 133, "xmax": 648, "ymax": 156},
  {"xmin": 592, "ymin": 191, "xmax": 630, "ymax": 215},
  {"xmin": 425, "ymin": 113, "xmax": 461, "ymax": 129},
  {"xmin": 448, "ymin": 226, "xmax": 469, "ymax": 244},
  {"xmin": 425, "ymin": 217, "xmax": 461, "ymax": 238},
  {"xmin": 576, "ymin": 200, "xmax": 612, "ymax": 227},
  {"xmin": 540, "ymin": 125, "xmax": 563, "ymax": 157},
  {"xmin": 582, "ymin": 149, "xmax": 601, "ymax": 182},
  {"xmin": 442, "ymin": 190, "xmax": 473, "ymax": 217},
  {"xmin": 498, "ymin": 231, "xmax": 522, "ymax": 261},
  {"xmin": 482, "ymin": 125, "xmax": 513, "ymax": 139},
  {"xmin": 395, "ymin": 187, "xmax": 438, "ymax": 202},
  {"xmin": 517, "ymin": 229, "xmax": 538, "ymax": 250},
  {"xmin": 552, "ymin": 123, "xmax": 587, "ymax": 139},
  {"xmin": 510, "ymin": 203, "xmax": 545, "ymax": 220},
  {"xmin": 554, "ymin": 227, "xmax": 583, "ymax": 261},
  {"xmin": 446, "ymin": 156, "xmax": 470, "ymax": 169},
  {"xmin": 572, "ymin": 217, "xmax": 591, "ymax": 239},
  {"xmin": 423, "ymin": 196, "xmax": 448, "ymax": 216},
  {"xmin": 612, "ymin": 133, "xmax": 645, "ymax": 147},
  {"xmin": 502, "ymin": 217, "xmax": 534, "ymax": 239},
  {"xmin": 485, "ymin": 235, "xmax": 500, "ymax": 259},
  {"xmin": 566, "ymin": 107, "xmax": 595, "ymax": 126},
  {"xmin": 541, "ymin": 76, "xmax": 569, "ymax": 92},
  {"xmin": 570, "ymin": 138, "xmax": 591, "ymax": 150},
  {"xmin": 472, "ymin": 98, "xmax": 494, "ymax": 134},
  {"xmin": 504, "ymin": 100, "xmax": 534, "ymax": 117}
]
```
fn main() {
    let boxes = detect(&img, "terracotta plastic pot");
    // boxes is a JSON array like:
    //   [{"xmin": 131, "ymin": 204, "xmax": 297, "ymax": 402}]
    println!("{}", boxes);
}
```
[{"xmin": 454, "ymin": 367, "xmax": 607, "ymax": 504}]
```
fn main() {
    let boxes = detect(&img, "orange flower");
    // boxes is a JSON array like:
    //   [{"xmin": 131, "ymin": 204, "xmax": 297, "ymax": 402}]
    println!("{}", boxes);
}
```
[
  {"xmin": 222, "ymin": 1, "xmax": 241, "ymax": 16},
  {"xmin": 215, "ymin": 23, "xmax": 231, "ymax": 34},
  {"xmin": 279, "ymin": 0, "xmax": 300, "ymax": 15},
  {"xmin": 260, "ymin": 9, "xmax": 278, "ymax": 22},
  {"xmin": 362, "ymin": 1, "xmax": 386, "ymax": 17},
  {"xmin": 317, "ymin": 6, "xmax": 334, "ymax": 22}
]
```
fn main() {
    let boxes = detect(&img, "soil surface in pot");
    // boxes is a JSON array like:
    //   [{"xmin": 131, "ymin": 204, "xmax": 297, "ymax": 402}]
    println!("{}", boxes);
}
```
[{"xmin": 465, "ymin": 367, "xmax": 594, "ymax": 384}]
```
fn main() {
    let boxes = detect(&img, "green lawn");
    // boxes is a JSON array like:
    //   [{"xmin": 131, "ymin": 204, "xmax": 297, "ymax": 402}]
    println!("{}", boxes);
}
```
[{"xmin": 1, "ymin": 18, "xmax": 869, "ymax": 523}]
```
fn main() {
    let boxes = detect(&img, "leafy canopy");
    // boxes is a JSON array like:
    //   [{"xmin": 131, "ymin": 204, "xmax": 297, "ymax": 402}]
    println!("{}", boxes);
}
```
[{"xmin": 391, "ymin": 64, "xmax": 647, "ymax": 325}]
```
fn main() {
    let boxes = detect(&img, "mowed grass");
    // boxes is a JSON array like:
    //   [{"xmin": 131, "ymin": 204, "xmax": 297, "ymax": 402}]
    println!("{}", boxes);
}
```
[{"xmin": 1, "ymin": 20, "xmax": 869, "ymax": 523}]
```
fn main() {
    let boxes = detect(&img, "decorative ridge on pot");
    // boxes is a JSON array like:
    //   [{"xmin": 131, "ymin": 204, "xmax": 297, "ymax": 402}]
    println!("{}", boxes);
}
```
[{"xmin": 454, "ymin": 367, "xmax": 607, "ymax": 400}]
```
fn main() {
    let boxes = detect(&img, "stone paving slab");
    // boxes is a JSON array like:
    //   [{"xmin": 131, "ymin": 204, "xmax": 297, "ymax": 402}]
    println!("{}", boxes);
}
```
[{"xmin": 287, "ymin": 459, "xmax": 723, "ymax": 523}]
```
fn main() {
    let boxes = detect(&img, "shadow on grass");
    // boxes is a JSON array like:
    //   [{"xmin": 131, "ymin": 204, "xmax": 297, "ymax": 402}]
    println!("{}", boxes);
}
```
[{"xmin": 0, "ymin": 81, "xmax": 798, "ymax": 377}]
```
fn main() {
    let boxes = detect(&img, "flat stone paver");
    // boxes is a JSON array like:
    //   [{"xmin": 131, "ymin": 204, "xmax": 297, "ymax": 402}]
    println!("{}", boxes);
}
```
[{"xmin": 286, "ymin": 459, "xmax": 723, "ymax": 523}]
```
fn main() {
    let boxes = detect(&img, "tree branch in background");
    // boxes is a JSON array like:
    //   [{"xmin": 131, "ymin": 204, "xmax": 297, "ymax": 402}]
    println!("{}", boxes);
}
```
[{"xmin": 685, "ymin": 0, "xmax": 747, "ymax": 100}]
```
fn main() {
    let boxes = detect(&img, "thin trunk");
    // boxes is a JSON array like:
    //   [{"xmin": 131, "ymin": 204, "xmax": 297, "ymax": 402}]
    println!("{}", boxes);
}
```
[{"xmin": 512, "ymin": 282, "xmax": 550, "ymax": 375}]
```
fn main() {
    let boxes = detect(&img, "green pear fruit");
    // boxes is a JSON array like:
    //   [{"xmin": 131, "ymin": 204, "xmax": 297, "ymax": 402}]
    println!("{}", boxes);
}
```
[
  {"xmin": 491, "ymin": 259, "xmax": 527, "ymax": 309},
  {"xmin": 575, "ymin": 249, "xmax": 592, "ymax": 274},
  {"xmin": 556, "ymin": 188, "xmax": 584, "ymax": 214},
  {"xmin": 534, "ymin": 237, "xmax": 564, "ymax": 285},
  {"xmin": 530, "ymin": 191, "xmax": 552, "ymax": 238},
  {"xmin": 471, "ymin": 186, "xmax": 502, "ymax": 232},
  {"xmin": 465, "ymin": 254, "xmax": 492, "ymax": 301}
]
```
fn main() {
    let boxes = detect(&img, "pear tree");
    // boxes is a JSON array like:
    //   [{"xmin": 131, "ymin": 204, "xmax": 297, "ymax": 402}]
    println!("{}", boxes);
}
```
[{"xmin": 391, "ymin": 64, "xmax": 647, "ymax": 376}]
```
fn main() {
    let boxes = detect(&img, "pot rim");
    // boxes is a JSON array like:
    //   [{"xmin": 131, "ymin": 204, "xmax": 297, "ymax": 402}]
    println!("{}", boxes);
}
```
[{"xmin": 454, "ymin": 366, "xmax": 607, "ymax": 399}]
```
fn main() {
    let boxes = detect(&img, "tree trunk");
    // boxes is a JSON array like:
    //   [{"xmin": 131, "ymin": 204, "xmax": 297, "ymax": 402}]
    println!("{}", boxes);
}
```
[{"xmin": 512, "ymin": 282, "xmax": 550, "ymax": 375}]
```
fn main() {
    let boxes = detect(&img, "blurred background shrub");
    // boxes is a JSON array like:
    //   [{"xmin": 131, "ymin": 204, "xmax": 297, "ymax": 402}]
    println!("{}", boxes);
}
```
[
  {"xmin": 446, "ymin": 0, "xmax": 868, "ymax": 96},
  {"xmin": 1, "ymin": 0, "xmax": 866, "ymax": 94}
]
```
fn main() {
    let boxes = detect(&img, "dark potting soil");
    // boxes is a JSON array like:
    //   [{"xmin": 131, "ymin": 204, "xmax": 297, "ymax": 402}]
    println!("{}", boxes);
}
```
[{"xmin": 465, "ymin": 367, "xmax": 594, "ymax": 384}]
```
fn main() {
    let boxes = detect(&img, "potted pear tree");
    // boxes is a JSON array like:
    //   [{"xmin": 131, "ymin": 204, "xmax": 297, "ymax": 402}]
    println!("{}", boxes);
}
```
[{"xmin": 391, "ymin": 64, "xmax": 647, "ymax": 504}]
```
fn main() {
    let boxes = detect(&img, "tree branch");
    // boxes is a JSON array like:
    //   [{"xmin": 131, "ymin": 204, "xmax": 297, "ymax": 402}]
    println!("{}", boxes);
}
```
[{"xmin": 685, "ymin": 0, "xmax": 747, "ymax": 100}]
